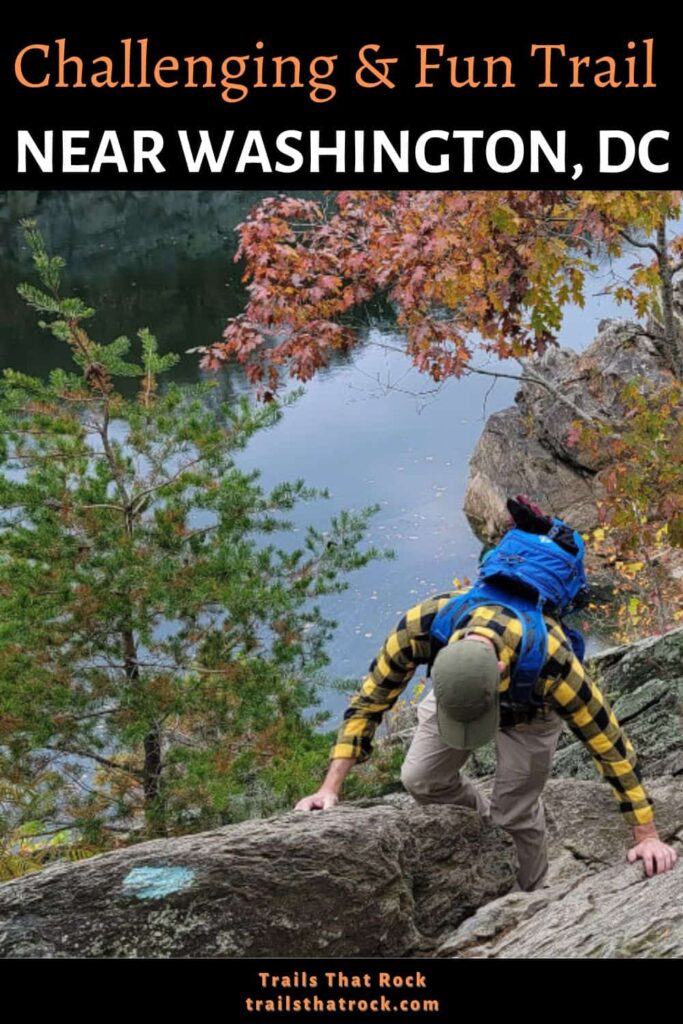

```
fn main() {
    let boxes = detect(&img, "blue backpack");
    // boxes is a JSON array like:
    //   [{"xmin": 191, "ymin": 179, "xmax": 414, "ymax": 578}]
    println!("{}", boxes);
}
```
[{"xmin": 430, "ymin": 517, "xmax": 588, "ymax": 706}]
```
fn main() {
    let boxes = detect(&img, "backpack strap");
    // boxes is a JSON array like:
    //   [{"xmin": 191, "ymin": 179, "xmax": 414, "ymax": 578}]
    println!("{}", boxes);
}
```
[
  {"xmin": 509, "ymin": 605, "xmax": 548, "ymax": 705},
  {"xmin": 427, "ymin": 590, "xmax": 485, "ymax": 676},
  {"xmin": 429, "ymin": 584, "xmax": 548, "ymax": 706}
]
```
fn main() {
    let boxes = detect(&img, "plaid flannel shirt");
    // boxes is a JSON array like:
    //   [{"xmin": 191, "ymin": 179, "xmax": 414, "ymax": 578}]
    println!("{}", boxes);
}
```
[{"xmin": 331, "ymin": 588, "xmax": 654, "ymax": 827}]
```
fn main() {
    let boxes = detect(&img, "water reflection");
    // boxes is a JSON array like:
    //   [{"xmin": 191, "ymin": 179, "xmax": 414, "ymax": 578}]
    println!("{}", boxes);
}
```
[{"xmin": 0, "ymin": 192, "xmax": 635, "ymax": 727}]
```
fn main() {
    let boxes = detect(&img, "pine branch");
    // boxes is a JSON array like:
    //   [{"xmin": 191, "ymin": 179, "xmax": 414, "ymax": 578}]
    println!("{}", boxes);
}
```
[{"xmin": 44, "ymin": 745, "xmax": 142, "ymax": 778}]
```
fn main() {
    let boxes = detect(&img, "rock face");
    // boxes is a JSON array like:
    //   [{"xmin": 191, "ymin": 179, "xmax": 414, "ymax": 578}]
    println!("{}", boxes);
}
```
[
  {"xmin": 553, "ymin": 627, "xmax": 683, "ymax": 781},
  {"xmin": 463, "ymin": 405, "xmax": 597, "ymax": 541},
  {"xmin": 463, "ymin": 317, "xmax": 676, "ymax": 540},
  {"xmin": 1, "ymin": 628, "xmax": 681, "ymax": 959},
  {"xmin": 1, "ymin": 779, "xmax": 680, "ymax": 960},
  {"xmin": 0, "ymin": 802, "xmax": 515, "ymax": 959},
  {"xmin": 436, "ymin": 777, "xmax": 683, "ymax": 959}
]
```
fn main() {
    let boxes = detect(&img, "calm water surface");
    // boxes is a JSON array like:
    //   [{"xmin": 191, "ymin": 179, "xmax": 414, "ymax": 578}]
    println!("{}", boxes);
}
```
[{"xmin": 0, "ymin": 195, "xmax": 632, "ymax": 727}]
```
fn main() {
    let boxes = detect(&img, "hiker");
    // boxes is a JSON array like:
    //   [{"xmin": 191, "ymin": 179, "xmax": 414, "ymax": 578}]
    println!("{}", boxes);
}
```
[{"xmin": 295, "ymin": 497, "xmax": 678, "ymax": 891}]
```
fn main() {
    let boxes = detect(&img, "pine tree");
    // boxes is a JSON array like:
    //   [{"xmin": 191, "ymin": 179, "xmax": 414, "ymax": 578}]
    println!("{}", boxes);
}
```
[{"xmin": 0, "ymin": 221, "xmax": 385, "ymax": 855}]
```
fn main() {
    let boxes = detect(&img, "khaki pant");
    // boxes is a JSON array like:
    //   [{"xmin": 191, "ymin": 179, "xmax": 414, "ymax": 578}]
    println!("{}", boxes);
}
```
[{"xmin": 400, "ymin": 687, "xmax": 564, "ymax": 892}]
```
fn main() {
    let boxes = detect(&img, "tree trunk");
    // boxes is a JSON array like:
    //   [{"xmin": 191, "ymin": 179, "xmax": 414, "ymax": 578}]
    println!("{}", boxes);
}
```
[
  {"xmin": 657, "ymin": 221, "xmax": 683, "ymax": 378},
  {"xmin": 123, "ymin": 629, "xmax": 166, "ymax": 837}
]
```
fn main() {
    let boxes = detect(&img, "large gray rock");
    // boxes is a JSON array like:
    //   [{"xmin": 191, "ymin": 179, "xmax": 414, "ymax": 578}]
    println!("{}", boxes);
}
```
[
  {"xmin": 516, "ymin": 321, "xmax": 673, "ymax": 471},
  {"xmin": 2, "ymin": 776, "xmax": 680, "ymax": 960},
  {"xmin": 463, "ymin": 407, "xmax": 597, "ymax": 541},
  {"xmin": 464, "ymin": 318, "xmax": 676, "ymax": 540},
  {"xmin": 591, "ymin": 626, "xmax": 683, "ymax": 694},
  {"xmin": 436, "ymin": 777, "xmax": 683, "ymax": 958},
  {"xmin": 0, "ymin": 801, "xmax": 515, "ymax": 959},
  {"xmin": 1, "ymin": 629, "xmax": 681, "ymax": 959}
]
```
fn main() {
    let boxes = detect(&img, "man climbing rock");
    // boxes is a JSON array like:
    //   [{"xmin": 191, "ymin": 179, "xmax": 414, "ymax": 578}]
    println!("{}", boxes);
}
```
[{"xmin": 295, "ymin": 497, "xmax": 678, "ymax": 891}]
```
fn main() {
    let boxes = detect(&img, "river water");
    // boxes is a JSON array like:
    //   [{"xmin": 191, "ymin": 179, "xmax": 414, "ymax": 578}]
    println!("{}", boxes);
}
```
[{"xmin": 0, "ymin": 192, "xmax": 632, "ymax": 727}]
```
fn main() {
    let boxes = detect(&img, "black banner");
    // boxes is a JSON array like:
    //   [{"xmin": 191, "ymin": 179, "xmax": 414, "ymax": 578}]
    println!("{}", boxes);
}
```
[{"xmin": 1, "ymin": 18, "xmax": 680, "ymax": 188}]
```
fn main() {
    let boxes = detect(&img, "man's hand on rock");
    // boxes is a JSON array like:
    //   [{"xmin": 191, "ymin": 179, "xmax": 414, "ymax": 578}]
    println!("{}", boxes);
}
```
[
  {"xmin": 627, "ymin": 836, "xmax": 678, "ymax": 877},
  {"xmin": 294, "ymin": 789, "xmax": 339, "ymax": 812},
  {"xmin": 294, "ymin": 757, "xmax": 355, "ymax": 811}
]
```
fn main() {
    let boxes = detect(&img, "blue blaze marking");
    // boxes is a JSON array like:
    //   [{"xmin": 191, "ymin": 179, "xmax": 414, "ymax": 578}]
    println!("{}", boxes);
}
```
[{"xmin": 122, "ymin": 865, "xmax": 196, "ymax": 900}]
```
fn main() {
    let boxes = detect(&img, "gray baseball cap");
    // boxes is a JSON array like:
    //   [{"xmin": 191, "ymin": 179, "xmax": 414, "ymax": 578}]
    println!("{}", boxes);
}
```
[{"xmin": 431, "ymin": 639, "xmax": 500, "ymax": 749}]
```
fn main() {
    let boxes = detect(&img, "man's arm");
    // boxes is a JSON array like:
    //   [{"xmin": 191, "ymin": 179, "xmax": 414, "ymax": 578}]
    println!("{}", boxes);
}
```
[
  {"xmin": 294, "ymin": 592, "xmax": 454, "ymax": 811},
  {"xmin": 544, "ymin": 620, "xmax": 677, "ymax": 876},
  {"xmin": 294, "ymin": 757, "xmax": 356, "ymax": 811}
]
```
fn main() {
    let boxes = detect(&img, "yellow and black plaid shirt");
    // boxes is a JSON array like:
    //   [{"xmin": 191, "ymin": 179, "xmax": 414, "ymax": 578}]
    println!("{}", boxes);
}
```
[{"xmin": 331, "ymin": 588, "xmax": 654, "ymax": 827}]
